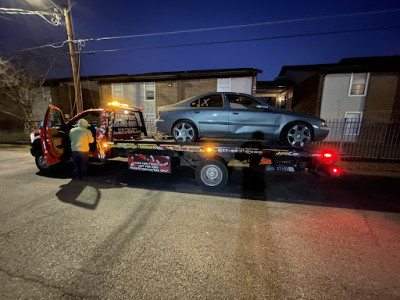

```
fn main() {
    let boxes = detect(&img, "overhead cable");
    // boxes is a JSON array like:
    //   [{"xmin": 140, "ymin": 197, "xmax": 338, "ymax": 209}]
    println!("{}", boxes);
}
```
[
  {"xmin": 79, "ymin": 7, "xmax": 400, "ymax": 42},
  {"xmin": 14, "ymin": 8, "xmax": 400, "ymax": 53},
  {"xmin": 0, "ymin": 7, "xmax": 63, "ymax": 26},
  {"xmin": 79, "ymin": 25, "xmax": 400, "ymax": 54}
]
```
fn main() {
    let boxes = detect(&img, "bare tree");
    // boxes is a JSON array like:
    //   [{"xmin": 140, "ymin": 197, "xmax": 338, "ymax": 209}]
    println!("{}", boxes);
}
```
[{"xmin": 0, "ymin": 57, "xmax": 41, "ymax": 135}]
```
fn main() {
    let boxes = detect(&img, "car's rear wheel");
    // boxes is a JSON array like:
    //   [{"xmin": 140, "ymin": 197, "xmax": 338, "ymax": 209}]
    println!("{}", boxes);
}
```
[
  {"xmin": 172, "ymin": 121, "xmax": 197, "ymax": 142},
  {"xmin": 281, "ymin": 123, "xmax": 312, "ymax": 148}
]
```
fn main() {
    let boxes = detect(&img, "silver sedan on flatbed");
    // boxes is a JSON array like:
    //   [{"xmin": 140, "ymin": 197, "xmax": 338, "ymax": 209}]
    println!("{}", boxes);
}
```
[{"xmin": 156, "ymin": 92, "xmax": 329, "ymax": 148}]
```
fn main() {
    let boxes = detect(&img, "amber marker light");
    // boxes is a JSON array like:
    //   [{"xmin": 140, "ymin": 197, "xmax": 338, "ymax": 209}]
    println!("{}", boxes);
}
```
[
  {"xmin": 206, "ymin": 147, "xmax": 213, "ymax": 152},
  {"xmin": 108, "ymin": 101, "xmax": 129, "ymax": 107}
]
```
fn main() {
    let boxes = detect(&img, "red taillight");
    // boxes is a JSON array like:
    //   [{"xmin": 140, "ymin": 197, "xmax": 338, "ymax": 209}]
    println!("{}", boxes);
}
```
[
  {"xmin": 316, "ymin": 149, "xmax": 338, "ymax": 163},
  {"xmin": 329, "ymin": 167, "xmax": 347, "ymax": 176},
  {"xmin": 138, "ymin": 107, "xmax": 144, "ymax": 110}
]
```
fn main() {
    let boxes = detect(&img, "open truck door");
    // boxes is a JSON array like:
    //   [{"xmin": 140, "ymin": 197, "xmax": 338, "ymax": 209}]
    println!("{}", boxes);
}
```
[{"xmin": 40, "ymin": 105, "xmax": 67, "ymax": 167}]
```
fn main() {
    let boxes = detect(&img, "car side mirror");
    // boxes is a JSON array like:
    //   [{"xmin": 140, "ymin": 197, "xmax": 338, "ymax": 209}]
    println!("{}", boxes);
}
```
[{"xmin": 256, "ymin": 104, "xmax": 269, "ymax": 110}]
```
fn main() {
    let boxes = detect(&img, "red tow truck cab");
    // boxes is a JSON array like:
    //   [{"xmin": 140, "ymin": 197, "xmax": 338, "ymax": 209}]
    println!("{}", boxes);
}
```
[{"xmin": 30, "ymin": 104, "xmax": 147, "ymax": 172}]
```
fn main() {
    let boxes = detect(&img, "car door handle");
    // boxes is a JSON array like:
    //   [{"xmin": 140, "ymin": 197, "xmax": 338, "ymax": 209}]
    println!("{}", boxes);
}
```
[
  {"xmin": 233, "ymin": 112, "xmax": 239, "ymax": 115},
  {"xmin": 194, "ymin": 111, "xmax": 200, "ymax": 114}
]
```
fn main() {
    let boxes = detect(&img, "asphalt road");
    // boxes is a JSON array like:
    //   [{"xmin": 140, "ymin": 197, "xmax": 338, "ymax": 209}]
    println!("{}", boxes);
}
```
[{"xmin": 0, "ymin": 148, "xmax": 399, "ymax": 299}]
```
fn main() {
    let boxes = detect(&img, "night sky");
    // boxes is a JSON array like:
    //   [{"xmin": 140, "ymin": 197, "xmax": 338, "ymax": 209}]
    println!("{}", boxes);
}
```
[{"xmin": 1, "ymin": 0, "xmax": 400, "ymax": 80}]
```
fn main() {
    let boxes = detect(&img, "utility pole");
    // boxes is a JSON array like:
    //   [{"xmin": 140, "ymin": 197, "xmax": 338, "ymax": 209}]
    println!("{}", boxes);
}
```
[{"xmin": 63, "ymin": 3, "xmax": 83, "ymax": 114}]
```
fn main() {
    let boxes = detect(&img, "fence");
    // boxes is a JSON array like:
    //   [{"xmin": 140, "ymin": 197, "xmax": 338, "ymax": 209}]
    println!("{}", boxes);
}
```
[
  {"xmin": 11, "ymin": 119, "xmax": 400, "ymax": 161},
  {"xmin": 313, "ymin": 119, "xmax": 400, "ymax": 161}
]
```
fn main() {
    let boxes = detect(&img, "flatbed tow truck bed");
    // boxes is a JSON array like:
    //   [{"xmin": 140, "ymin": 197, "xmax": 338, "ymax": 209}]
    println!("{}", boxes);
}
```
[{"xmin": 103, "ymin": 137, "xmax": 342, "ymax": 190}]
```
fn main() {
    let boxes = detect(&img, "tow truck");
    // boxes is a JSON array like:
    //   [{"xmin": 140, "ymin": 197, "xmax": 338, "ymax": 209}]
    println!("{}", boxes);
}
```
[{"xmin": 31, "ymin": 103, "xmax": 345, "ymax": 190}]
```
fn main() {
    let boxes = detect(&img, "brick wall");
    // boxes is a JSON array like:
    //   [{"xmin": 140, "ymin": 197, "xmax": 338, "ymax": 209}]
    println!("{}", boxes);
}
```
[
  {"xmin": 156, "ymin": 78, "xmax": 217, "ymax": 107},
  {"xmin": 156, "ymin": 81, "xmax": 179, "ymax": 107},
  {"xmin": 81, "ymin": 80, "xmax": 101, "ymax": 110},
  {"xmin": 292, "ymin": 72, "xmax": 321, "ymax": 116},
  {"xmin": 100, "ymin": 83, "xmax": 112, "ymax": 107},
  {"xmin": 50, "ymin": 85, "xmax": 73, "ymax": 115},
  {"xmin": 392, "ymin": 73, "xmax": 400, "ymax": 120},
  {"xmin": 363, "ymin": 72, "xmax": 400, "ymax": 121},
  {"xmin": 177, "ymin": 79, "xmax": 217, "ymax": 101}
]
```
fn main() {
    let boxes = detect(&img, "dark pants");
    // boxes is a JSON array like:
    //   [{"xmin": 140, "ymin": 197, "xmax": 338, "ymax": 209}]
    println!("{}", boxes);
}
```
[{"xmin": 72, "ymin": 151, "xmax": 89, "ymax": 179}]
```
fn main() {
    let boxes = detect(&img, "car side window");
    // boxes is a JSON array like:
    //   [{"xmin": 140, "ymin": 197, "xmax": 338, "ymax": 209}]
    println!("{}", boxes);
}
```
[
  {"xmin": 190, "ymin": 94, "xmax": 223, "ymax": 108},
  {"xmin": 227, "ymin": 94, "xmax": 259, "ymax": 110}
]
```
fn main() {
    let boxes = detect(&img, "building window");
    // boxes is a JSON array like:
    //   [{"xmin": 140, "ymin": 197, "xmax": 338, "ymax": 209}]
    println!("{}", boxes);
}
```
[
  {"xmin": 42, "ymin": 86, "xmax": 52, "ymax": 102},
  {"xmin": 217, "ymin": 78, "xmax": 231, "ymax": 92},
  {"xmin": 344, "ymin": 112, "xmax": 362, "ymax": 136},
  {"xmin": 348, "ymin": 73, "xmax": 369, "ymax": 96},
  {"xmin": 145, "ymin": 82, "xmax": 155, "ymax": 101},
  {"xmin": 112, "ymin": 83, "xmax": 124, "ymax": 100}
]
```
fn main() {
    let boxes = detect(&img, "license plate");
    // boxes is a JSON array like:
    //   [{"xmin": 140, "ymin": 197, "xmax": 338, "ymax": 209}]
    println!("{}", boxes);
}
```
[{"xmin": 275, "ymin": 166, "xmax": 295, "ymax": 172}]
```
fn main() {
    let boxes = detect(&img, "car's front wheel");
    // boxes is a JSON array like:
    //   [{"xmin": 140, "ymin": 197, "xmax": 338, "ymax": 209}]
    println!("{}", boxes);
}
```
[
  {"xmin": 35, "ymin": 153, "xmax": 52, "ymax": 173},
  {"xmin": 172, "ymin": 121, "xmax": 197, "ymax": 142},
  {"xmin": 281, "ymin": 123, "xmax": 312, "ymax": 148}
]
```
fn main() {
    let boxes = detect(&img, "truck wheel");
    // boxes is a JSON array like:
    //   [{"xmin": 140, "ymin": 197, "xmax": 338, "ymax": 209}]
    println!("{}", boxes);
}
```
[
  {"xmin": 35, "ymin": 153, "xmax": 52, "ymax": 173},
  {"xmin": 196, "ymin": 159, "xmax": 228, "ymax": 190}
]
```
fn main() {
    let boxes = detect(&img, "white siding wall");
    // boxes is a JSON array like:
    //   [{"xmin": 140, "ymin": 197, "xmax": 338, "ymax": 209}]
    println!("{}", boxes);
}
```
[
  {"xmin": 112, "ymin": 82, "xmax": 157, "ymax": 133},
  {"xmin": 217, "ymin": 77, "xmax": 253, "ymax": 94},
  {"xmin": 320, "ymin": 74, "xmax": 367, "ymax": 120},
  {"xmin": 231, "ymin": 77, "xmax": 253, "ymax": 94}
]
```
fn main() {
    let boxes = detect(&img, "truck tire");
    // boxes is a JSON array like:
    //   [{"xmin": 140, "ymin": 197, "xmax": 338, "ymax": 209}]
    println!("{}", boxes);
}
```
[
  {"xmin": 196, "ymin": 159, "xmax": 228, "ymax": 190},
  {"xmin": 35, "ymin": 153, "xmax": 52, "ymax": 173}
]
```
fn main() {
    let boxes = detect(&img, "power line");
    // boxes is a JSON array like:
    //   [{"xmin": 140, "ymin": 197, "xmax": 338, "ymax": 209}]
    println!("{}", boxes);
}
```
[
  {"xmin": 79, "ymin": 25, "xmax": 400, "ymax": 55},
  {"xmin": 15, "ymin": 7, "xmax": 400, "ymax": 53},
  {"xmin": 79, "ymin": 7, "xmax": 400, "ymax": 43},
  {"xmin": 18, "ymin": 40, "xmax": 69, "ymax": 52},
  {"xmin": 0, "ymin": 7, "xmax": 63, "ymax": 26}
]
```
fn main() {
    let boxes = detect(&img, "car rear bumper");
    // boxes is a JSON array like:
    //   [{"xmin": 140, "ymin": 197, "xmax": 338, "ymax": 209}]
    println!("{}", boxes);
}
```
[
  {"xmin": 313, "ymin": 125, "xmax": 330, "ymax": 141},
  {"xmin": 155, "ymin": 118, "xmax": 170, "ymax": 134}
]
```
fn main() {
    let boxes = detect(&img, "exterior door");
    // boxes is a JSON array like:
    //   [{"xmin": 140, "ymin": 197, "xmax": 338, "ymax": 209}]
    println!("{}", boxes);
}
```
[
  {"xmin": 188, "ymin": 93, "xmax": 228, "ymax": 137},
  {"xmin": 226, "ymin": 94, "xmax": 278, "ymax": 139},
  {"xmin": 41, "ymin": 105, "xmax": 66, "ymax": 165}
]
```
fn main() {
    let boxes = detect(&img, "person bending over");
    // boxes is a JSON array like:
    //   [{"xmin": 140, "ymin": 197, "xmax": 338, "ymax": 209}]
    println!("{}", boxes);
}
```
[{"xmin": 69, "ymin": 119, "xmax": 94, "ymax": 179}]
